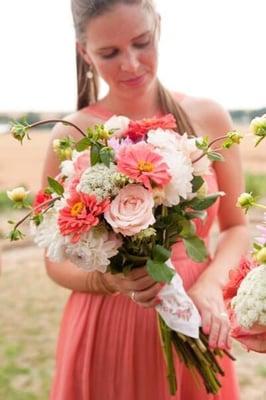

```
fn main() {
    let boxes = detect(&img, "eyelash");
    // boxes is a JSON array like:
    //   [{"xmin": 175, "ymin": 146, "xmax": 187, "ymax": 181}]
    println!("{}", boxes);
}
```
[{"xmin": 101, "ymin": 41, "xmax": 150, "ymax": 59}]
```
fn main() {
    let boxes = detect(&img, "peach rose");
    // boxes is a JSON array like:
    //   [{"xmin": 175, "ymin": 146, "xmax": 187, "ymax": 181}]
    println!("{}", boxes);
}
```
[{"xmin": 104, "ymin": 184, "xmax": 155, "ymax": 236}]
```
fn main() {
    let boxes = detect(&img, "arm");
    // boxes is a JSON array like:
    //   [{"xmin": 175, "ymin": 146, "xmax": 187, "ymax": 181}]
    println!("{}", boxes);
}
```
[{"xmin": 186, "ymin": 98, "xmax": 249, "ymax": 349}]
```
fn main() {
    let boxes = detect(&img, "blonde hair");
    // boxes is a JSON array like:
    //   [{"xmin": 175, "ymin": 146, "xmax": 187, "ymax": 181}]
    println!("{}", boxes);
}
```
[{"xmin": 71, "ymin": 0, "xmax": 195, "ymax": 135}]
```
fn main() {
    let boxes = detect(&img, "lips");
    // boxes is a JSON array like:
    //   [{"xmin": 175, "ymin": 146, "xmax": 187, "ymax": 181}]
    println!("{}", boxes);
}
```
[{"xmin": 120, "ymin": 73, "xmax": 146, "ymax": 87}]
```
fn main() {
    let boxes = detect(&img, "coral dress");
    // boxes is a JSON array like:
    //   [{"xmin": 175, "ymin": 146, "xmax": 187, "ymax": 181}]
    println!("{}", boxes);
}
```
[{"xmin": 49, "ymin": 102, "xmax": 240, "ymax": 400}]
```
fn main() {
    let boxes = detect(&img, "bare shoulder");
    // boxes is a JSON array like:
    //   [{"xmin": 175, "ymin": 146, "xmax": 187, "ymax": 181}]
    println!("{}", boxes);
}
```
[
  {"xmin": 180, "ymin": 95, "xmax": 233, "ymax": 138},
  {"xmin": 50, "ymin": 108, "xmax": 103, "ymax": 141}
]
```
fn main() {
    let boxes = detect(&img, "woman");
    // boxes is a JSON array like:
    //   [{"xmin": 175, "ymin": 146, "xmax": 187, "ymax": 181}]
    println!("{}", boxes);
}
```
[{"xmin": 42, "ymin": 1, "xmax": 249, "ymax": 399}]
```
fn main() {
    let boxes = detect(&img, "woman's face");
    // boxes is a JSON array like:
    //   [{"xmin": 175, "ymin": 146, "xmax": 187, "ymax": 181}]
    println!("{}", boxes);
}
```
[{"xmin": 82, "ymin": 4, "xmax": 159, "ymax": 98}]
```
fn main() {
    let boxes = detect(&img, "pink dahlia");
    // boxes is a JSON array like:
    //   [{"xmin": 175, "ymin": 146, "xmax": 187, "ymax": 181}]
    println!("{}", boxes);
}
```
[
  {"xmin": 223, "ymin": 257, "xmax": 254, "ymax": 300},
  {"xmin": 123, "ymin": 114, "xmax": 177, "ymax": 142},
  {"xmin": 58, "ymin": 191, "xmax": 109, "ymax": 243},
  {"xmin": 116, "ymin": 142, "xmax": 171, "ymax": 190}
]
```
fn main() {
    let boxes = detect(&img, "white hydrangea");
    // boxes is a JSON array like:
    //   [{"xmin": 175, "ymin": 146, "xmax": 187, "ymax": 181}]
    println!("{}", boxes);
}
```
[
  {"xmin": 232, "ymin": 264, "xmax": 266, "ymax": 328},
  {"xmin": 31, "ymin": 207, "xmax": 68, "ymax": 262},
  {"xmin": 64, "ymin": 225, "xmax": 122, "ymax": 272},
  {"xmin": 77, "ymin": 163, "xmax": 120, "ymax": 200}
]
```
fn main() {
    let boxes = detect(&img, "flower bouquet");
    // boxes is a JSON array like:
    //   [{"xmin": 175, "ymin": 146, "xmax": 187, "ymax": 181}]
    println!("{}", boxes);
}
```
[
  {"xmin": 224, "ymin": 114, "xmax": 266, "ymax": 354},
  {"xmin": 8, "ymin": 113, "xmax": 240, "ymax": 395}
]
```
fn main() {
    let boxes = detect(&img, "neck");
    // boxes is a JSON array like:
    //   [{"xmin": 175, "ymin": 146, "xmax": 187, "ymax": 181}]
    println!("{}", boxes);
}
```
[{"xmin": 99, "ymin": 80, "xmax": 161, "ymax": 120}]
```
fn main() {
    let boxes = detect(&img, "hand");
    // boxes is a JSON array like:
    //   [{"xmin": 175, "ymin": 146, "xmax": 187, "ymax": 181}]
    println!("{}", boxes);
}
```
[
  {"xmin": 104, "ymin": 267, "xmax": 163, "ymax": 308},
  {"xmin": 188, "ymin": 274, "xmax": 231, "ymax": 350}
]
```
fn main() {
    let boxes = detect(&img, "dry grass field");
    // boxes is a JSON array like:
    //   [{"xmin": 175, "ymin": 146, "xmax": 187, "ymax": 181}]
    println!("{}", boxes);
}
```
[{"xmin": 0, "ymin": 125, "xmax": 266, "ymax": 399}]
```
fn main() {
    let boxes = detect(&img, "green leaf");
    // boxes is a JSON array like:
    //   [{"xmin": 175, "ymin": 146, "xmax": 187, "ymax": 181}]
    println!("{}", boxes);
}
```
[
  {"xmin": 152, "ymin": 245, "xmax": 171, "ymax": 263},
  {"xmin": 191, "ymin": 175, "xmax": 204, "ymax": 192},
  {"xmin": 8, "ymin": 228, "xmax": 25, "ymax": 241},
  {"xmin": 147, "ymin": 259, "xmax": 174, "ymax": 283},
  {"xmin": 179, "ymin": 219, "xmax": 196, "ymax": 237},
  {"xmin": 91, "ymin": 144, "xmax": 100, "ymax": 165},
  {"xmin": 185, "ymin": 210, "xmax": 207, "ymax": 220},
  {"xmin": 207, "ymin": 151, "xmax": 224, "ymax": 162},
  {"xmin": 183, "ymin": 236, "xmax": 208, "ymax": 262},
  {"xmin": 47, "ymin": 177, "xmax": 64, "ymax": 196},
  {"xmin": 253, "ymin": 242, "xmax": 263, "ymax": 251},
  {"xmin": 32, "ymin": 213, "xmax": 44, "ymax": 226},
  {"xmin": 190, "ymin": 192, "xmax": 224, "ymax": 210},
  {"xmin": 75, "ymin": 137, "xmax": 91, "ymax": 152},
  {"xmin": 100, "ymin": 148, "xmax": 111, "ymax": 167}
]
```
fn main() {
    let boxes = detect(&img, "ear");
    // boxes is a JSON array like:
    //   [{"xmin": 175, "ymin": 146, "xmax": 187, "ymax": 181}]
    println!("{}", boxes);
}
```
[
  {"xmin": 76, "ymin": 42, "xmax": 92, "ymax": 65},
  {"xmin": 156, "ymin": 13, "xmax": 161, "ymax": 39}
]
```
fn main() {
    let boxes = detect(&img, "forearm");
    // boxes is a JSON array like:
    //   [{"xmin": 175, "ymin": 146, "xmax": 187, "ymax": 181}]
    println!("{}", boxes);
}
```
[
  {"xmin": 203, "ymin": 224, "xmax": 250, "ymax": 287},
  {"xmin": 45, "ymin": 256, "xmax": 115, "ymax": 294}
]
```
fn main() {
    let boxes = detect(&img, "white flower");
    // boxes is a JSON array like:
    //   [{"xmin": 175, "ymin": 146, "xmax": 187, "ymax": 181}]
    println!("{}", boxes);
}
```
[
  {"xmin": 147, "ymin": 128, "xmax": 180, "ymax": 151},
  {"xmin": 104, "ymin": 115, "xmax": 130, "ymax": 138},
  {"xmin": 175, "ymin": 134, "xmax": 211, "ymax": 176},
  {"xmin": 31, "ymin": 208, "xmax": 68, "ymax": 262},
  {"xmin": 7, "ymin": 186, "xmax": 30, "ymax": 202},
  {"xmin": 60, "ymin": 159, "xmax": 75, "ymax": 179},
  {"xmin": 64, "ymin": 225, "xmax": 122, "ymax": 272},
  {"xmin": 232, "ymin": 264, "xmax": 266, "ymax": 328},
  {"xmin": 160, "ymin": 149, "xmax": 194, "ymax": 206},
  {"xmin": 77, "ymin": 163, "xmax": 120, "ymax": 200}
]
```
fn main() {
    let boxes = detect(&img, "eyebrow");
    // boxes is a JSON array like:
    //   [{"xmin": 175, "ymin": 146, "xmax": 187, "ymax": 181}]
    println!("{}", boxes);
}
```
[{"xmin": 97, "ymin": 30, "xmax": 151, "ymax": 51}]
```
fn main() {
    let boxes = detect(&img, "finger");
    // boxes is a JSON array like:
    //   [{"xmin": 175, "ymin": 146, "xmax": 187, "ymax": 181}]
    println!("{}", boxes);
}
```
[
  {"xmin": 217, "ymin": 321, "xmax": 231, "ymax": 350},
  {"xmin": 208, "ymin": 316, "xmax": 221, "ymax": 349},
  {"xmin": 126, "ymin": 267, "xmax": 148, "ymax": 280},
  {"xmin": 132, "ymin": 275, "xmax": 158, "ymax": 291},
  {"xmin": 201, "ymin": 312, "xmax": 212, "ymax": 335},
  {"xmin": 134, "ymin": 283, "xmax": 162, "ymax": 303},
  {"xmin": 138, "ymin": 296, "xmax": 162, "ymax": 308}
]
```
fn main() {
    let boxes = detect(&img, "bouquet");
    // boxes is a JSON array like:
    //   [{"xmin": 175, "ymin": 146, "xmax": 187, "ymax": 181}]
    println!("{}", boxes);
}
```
[{"xmin": 7, "ymin": 113, "xmax": 241, "ymax": 394}]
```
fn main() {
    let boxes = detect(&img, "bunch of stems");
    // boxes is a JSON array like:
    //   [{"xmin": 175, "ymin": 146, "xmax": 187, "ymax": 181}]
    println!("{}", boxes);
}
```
[{"xmin": 158, "ymin": 316, "xmax": 235, "ymax": 395}]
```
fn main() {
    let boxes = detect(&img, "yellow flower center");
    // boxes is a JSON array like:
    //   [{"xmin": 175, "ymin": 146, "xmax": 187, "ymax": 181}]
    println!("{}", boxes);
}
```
[
  {"xmin": 70, "ymin": 202, "xmax": 84, "ymax": 217},
  {"xmin": 137, "ymin": 161, "xmax": 154, "ymax": 173}
]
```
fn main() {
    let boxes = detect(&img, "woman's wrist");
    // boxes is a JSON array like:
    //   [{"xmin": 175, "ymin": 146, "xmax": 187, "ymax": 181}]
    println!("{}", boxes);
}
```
[{"xmin": 85, "ymin": 271, "xmax": 118, "ymax": 295}]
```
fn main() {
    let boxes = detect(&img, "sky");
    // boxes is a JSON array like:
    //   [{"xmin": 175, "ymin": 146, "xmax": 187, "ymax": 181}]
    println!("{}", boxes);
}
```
[{"xmin": 0, "ymin": 0, "xmax": 265, "ymax": 112}]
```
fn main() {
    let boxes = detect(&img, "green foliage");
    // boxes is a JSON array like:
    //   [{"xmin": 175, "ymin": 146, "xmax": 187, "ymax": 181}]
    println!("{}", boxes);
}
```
[
  {"xmin": 47, "ymin": 177, "xmax": 64, "ymax": 196},
  {"xmin": 183, "ymin": 236, "xmax": 208, "ymax": 262}
]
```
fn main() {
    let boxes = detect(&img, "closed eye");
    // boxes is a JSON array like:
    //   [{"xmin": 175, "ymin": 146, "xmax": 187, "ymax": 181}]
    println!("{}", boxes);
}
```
[{"xmin": 100, "ymin": 49, "xmax": 119, "ymax": 59}]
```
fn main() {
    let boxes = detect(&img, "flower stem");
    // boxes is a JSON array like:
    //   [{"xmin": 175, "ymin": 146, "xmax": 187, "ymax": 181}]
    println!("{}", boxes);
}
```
[
  {"xmin": 27, "ymin": 119, "xmax": 86, "ymax": 137},
  {"xmin": 14, "ymin": 196, "xmax": 61, "ymax": 230},
  {"xmin": 157, "ymin": 315, "xmax": 177, "ymax": 395}
]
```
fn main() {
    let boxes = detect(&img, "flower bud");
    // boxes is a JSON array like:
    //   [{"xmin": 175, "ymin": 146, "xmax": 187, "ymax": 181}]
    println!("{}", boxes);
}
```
[
  {"xmin": 7, "ymin": 187, "xmax": 30, "ymax": 202},
  {"xmin": 196, "ymin": 181, "xmax": 208, "ymax": 199},
  {"xmin": 227, "ymin": 131, "xmax": 243, "ymax": 144},
  {"xmin": 236, "ymin": 192, "xmax": 255, "ymax": 211},
  {"xmin": 152, "ymin": 187, "xmax": 166, "ymax": 205},
  {"xmin": 250, "ymin": 114, "xmax": 266, "ymax": 134},
  {"xmin": 254, "ymin": 247, "xmax": 266, "ymax": 264}
]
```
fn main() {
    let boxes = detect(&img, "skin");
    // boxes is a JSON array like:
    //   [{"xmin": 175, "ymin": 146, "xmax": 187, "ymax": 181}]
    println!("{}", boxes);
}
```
[{"xmin": 42, "ymin": 3, "xmax": 249, "ymax": 350}]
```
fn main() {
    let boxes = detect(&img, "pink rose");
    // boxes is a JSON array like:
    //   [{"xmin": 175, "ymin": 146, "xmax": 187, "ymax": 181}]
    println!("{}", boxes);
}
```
[{"xmin": 104, "ymin": 184, "xmax": 155, "ymax": 236}]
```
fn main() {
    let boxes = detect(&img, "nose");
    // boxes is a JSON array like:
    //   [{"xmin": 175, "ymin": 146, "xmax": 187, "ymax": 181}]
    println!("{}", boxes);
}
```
[{"xmin": 120, "ymin": 50, "xmax": 140, "ymax": 73}]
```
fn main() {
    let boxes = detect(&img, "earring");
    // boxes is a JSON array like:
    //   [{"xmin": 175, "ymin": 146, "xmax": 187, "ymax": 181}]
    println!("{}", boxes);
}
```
[
  {"xmin": 86, "ymin": 65, "xmax": 94, "ymax": 80},
  {"xmin": 86, "ymin": 64, "xmax": 96, "ymax": 104}
]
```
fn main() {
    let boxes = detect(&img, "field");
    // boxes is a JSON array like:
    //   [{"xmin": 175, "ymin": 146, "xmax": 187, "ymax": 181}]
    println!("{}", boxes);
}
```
[{"xmin": 0, "ymin": 126, "xmax": 266, "ymax": 399}]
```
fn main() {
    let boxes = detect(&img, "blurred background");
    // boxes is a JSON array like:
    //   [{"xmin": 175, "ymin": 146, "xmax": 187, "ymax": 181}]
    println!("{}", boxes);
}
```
[{"xmin": 0, "ymin": 1, "xmax": 266, "ymax": 399}]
